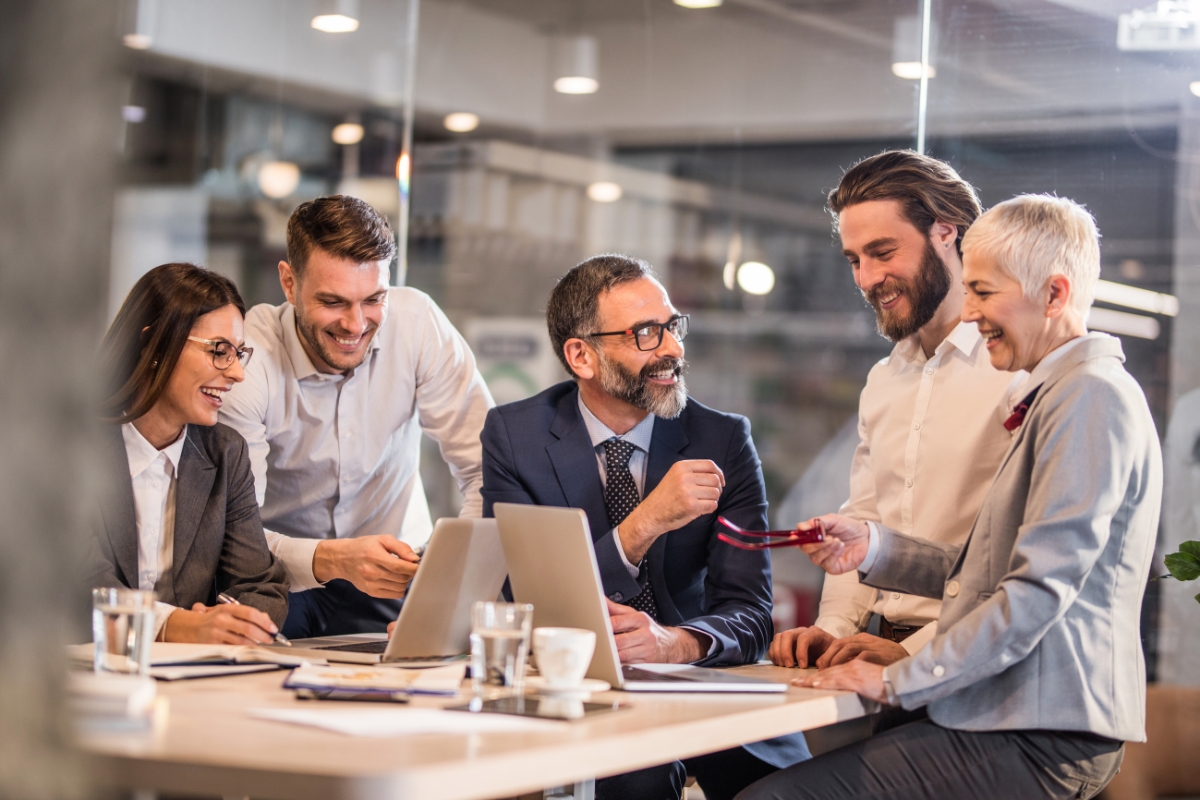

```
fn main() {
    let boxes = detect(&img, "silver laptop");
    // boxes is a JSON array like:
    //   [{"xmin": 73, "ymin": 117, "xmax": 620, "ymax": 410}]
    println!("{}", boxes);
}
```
[
  {"xmin": 493, "ymin": 503, "xmax": 786, "ymax": 693},
  {"xmin": 278, "ymin": 518, "xmax": 508, "ymax": 665}
]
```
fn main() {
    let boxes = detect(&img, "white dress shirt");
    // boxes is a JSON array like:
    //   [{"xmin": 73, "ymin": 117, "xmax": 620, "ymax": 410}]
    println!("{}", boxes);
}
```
[
  {"xmin": 814, "ymin": 321, "xmax": 1025, "ymax": 654},
  {"xmin": 122, "ymin": 422, "xmax": 187, "ymax": 639},
  {"xmin": 219, "ymin": 288, "xmax": 494, "ymax": 590},
  {"xmin": 576, "ymin": 395, "xmax": 716, "ymax": 659}
]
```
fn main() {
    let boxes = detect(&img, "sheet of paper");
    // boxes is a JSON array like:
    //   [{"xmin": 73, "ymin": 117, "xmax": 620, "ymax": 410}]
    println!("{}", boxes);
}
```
[
  {"xmin": 67, "ymin": 642, "xmax": 312, "ymax": 668},
  {"xmin": 149, "ymin": 663, "xmax": 284, "ymax": 681},
  {"xmin": 284, "ymin": 663, "xmax": 465, "ymax": 695},
  {"xmin": 250, "ymin": 707, "xmax": 564, "ymax": 736}
]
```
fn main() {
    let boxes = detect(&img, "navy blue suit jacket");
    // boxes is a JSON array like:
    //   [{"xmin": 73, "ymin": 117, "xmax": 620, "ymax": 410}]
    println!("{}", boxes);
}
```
[{"xmin": 482, "ymin": 380, "xmax": 774, "ymax": 667}]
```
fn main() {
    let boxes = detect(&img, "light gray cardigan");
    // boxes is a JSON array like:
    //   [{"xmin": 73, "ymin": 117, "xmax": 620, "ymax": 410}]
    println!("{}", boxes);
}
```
[{"xmin": 865, "ymin": 335, "xmax": 1161, "ymax": 742}]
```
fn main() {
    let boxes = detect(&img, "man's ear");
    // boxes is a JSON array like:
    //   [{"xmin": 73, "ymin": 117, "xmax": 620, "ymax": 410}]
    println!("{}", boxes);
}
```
[
  {"xmin": 1044, "ymin": 274, "xmax": 1072, "ymax": 318},
  {"xmin": 930, "ymin": 221, "xmax": 958, "ymax": 249},
  {"xmin": 278, "ymin": 261, "xmax": 297, "ymax": 305},
  {"xmin": 563, "ymin": 338, "xmax": 596, "ymax": 381}
]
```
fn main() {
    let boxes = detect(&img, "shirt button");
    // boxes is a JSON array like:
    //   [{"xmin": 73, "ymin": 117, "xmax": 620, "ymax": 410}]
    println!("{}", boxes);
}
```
[
  {"xmin": 892, "ymin": 592, "xmax": 901, "ymax": 600},
  {"xmin": 905, "ymin": 479, "xmax": 914, "ymax": 488},
  {"xmin": 612, "ymin": 592, "xmax": 623, "ymax": 602},
  {"xmin": 933, "ymin": 665, "xmax": 946, "ymax": 677},
  {"xmin": 926, "ymin": 368, "xmax": 935, "ymax": 375},
  {"xmin": 946, "ymin": 580, "xmax": 960, "ymax": 597},
  {"xmin": 150, "ymin": 481, "xmax": 159, "ymax": 489},
  {"xmin": 912, "ymin": 423, "xmax": 920, "ymax": 430}
]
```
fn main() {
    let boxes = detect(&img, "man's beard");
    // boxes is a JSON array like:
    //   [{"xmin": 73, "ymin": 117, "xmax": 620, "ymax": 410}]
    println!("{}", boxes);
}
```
[
  {"xmin": 863, "ymin": 239, "xmax": 952, "ymax": 342},
  {"xmin": 294, "ymin": 307, "xmax": 375, "ymax": 373},
  {"xmin": 596, "ymin": 351, "xmax": 689, "ymax": 419}
]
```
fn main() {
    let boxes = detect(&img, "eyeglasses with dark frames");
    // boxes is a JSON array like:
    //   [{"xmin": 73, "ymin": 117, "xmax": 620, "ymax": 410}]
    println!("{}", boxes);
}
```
[
  {"xmin": 588, "ymin": 313, "xmax": 689, "ymax": 351},
  {"xmin": 187, "ymin": 336, "xmax": 254, "ymax": 370}
]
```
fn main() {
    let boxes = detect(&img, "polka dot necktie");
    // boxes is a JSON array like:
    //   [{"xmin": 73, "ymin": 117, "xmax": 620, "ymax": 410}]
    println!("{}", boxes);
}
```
[{"xmin": 603, "ymin": 437, "xmax": 660, "ymax": 621}]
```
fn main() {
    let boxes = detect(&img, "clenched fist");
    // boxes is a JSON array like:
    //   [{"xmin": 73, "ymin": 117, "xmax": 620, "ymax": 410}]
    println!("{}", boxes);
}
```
[{"xmin": 619, "ymin": 460, "xmax": 725, "ymax": 562}]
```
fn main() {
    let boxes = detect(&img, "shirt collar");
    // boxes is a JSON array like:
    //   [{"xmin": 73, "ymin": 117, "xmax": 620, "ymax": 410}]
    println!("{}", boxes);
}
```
[
  {"xmin": 121, "ymin": 422, "xmax": 187, "ymax": 477},
  {"xmin": 893, "ymin": 320, "xmax": 981, "ymax": 365},
  {"xmin": 1022, "ymin": 332, "xmax": 1100, "ymax": 396},
  {"xmin": 279, "ymin": 303, "xmax": 384, "ymax": 382},
  {"xmin": 577, "ymin": 393, "xmax": 656, "ymax": 454}
]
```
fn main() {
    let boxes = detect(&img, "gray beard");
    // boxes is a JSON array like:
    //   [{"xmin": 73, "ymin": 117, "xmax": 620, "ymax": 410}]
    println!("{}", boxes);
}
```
[{"xmin": 596, "ymin": 351, "xmax": 688, "ymax": 419}]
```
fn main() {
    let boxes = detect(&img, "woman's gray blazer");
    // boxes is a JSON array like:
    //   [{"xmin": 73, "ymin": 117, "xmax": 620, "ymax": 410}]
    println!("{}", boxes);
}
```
[
  {"xmin": 86, "ymin": 422, "xmax": 288, "ymax": 627},
  {"xmin": 863, "ymin": 335, "xmax": 1161, "ymax": 742}
]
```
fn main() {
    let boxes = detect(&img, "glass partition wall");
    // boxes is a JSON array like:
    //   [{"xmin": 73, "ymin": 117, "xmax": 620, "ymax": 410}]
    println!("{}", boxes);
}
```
[{"xmin": 113, "ymin": 0, "xmax": 1199, "ymax": 681}]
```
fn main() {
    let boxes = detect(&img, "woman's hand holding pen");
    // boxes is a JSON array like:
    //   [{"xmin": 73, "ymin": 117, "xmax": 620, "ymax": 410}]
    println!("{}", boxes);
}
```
[{"xmin": 164, "ymin": 602, "xmax": 281, "ymax": 645}]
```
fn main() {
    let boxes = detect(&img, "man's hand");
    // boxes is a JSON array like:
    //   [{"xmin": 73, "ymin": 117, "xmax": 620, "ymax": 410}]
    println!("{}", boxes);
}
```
[
  {"xmin": 164, "ymin": 603, "xmax": 279, "ymax": 645},
  {"xmin": 817, "ymin": 633, "xmax": 909, "ymax": 668},
  {"xmin": 312, "ymin": 535, "xmax": 420, "ymax": 598},
  {"xmin": 791, "ymin": 659, "xmax": 890, "ymax": 705},
  {"xmin": 798, "ymin": 514, "xmax": 871, "ymax": 575},
  {"xmin": 768, "ymin": 625, "xmax": 835, "ymax": 668},
  {"xmin": 606, "ymin": 598, "xmax": 705, "ymax": 664},
  {"xmin": 618, "ymin": 460, "xmax": 725, "ymax": 563}
]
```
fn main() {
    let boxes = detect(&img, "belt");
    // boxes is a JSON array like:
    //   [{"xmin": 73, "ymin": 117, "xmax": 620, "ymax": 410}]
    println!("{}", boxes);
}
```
[{"xmin": 879, "ymin": 619, "xmax": 923, "ymax": 643}]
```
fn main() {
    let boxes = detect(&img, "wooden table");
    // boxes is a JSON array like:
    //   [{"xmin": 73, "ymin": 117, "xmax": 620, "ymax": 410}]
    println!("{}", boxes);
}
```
[{"xmin": 81, "ymin": 664, "xmax": 868, "ymax": 800}]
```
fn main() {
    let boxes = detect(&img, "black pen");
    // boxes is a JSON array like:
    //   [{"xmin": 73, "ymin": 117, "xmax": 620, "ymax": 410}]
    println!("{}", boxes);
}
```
[{"xmin": 216, "ymin": 592, "xmax": 291, "ymax": 646}]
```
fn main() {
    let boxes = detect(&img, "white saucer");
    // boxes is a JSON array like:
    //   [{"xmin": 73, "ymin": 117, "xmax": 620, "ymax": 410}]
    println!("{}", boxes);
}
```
[{"xmin": 524, "ymin": 677, "xmax": 611, "ymax": 696}]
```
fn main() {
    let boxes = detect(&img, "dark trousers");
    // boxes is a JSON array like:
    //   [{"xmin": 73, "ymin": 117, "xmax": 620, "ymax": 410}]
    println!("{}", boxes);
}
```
[
  {"xmin": 280, "ymin": 578, "xmax": 402, "ymax": 639},
  {"xmin": 596, "ymin": 746, "xmax": 780, "ymax": 800},
  {"xmin": 734, "ymin": 720, "xmax": 1124, "ymax": 800}
]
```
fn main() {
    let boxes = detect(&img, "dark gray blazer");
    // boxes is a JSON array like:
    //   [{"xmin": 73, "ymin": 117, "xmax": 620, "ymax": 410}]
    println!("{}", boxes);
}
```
[
  {"xmin": 87, "ymin": 422, "xmax": 288, "ymax": 627},
  {"xmin": 864, "ymin": 335, "xmax": 1161, "ymax": 742}
]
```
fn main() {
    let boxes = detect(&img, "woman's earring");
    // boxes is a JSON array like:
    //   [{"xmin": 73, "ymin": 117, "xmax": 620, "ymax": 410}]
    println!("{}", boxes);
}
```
[{"xmin": 151, "ymin": 360, "xmax": 158, "ymax": 368}]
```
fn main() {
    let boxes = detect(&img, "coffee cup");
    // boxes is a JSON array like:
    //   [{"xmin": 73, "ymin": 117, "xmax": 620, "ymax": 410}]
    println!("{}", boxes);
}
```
[{"xmin": 532, "ymin": 627, "xmax": 596, "ymax": 688}]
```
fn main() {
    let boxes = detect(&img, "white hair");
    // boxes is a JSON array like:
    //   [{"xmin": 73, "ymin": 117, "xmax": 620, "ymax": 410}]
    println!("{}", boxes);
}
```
[{"xmin": 961, "ymin": 194, "xmax": 1100, "ymax": 321}]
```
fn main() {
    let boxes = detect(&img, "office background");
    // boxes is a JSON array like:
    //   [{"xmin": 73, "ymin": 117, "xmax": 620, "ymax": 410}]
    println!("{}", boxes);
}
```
[{"xmin": 2, "ymin": 0, "xmax": 1199, "ymax": 794}]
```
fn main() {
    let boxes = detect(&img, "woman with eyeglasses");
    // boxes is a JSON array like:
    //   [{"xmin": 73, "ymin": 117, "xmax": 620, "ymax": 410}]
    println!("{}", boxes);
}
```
[{"xmin": 86, "ymin": 263, "xmax": 287, "ymax": 644}]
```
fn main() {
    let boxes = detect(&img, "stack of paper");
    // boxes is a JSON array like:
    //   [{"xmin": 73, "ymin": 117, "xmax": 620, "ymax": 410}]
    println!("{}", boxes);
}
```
[
  {"xmin": 67, "ymin": 642, "xmax": 316, "ymax": 680},
  {"xmin": 250, "ymin": 707, "xmax": 564, "ymax": 736},
  {"xmin": 283, "ymin": 663, "xmax": 466, "ymax": 697}
]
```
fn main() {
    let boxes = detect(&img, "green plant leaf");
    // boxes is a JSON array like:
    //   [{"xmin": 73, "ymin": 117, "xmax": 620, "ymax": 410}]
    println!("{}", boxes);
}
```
[
  {"xmin": 1181, "ymin": 541, "xmax": 1200, "ymax": 560},
  {"xmin": 1165, "ymin": 551, "xmax": 1200, "ymax": 582}
]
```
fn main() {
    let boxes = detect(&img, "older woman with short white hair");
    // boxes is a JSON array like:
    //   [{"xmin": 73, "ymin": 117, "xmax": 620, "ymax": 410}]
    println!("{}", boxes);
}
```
[{"xmin": 737, "ymin": 195, "xmax": 1163, "ymax": 800}]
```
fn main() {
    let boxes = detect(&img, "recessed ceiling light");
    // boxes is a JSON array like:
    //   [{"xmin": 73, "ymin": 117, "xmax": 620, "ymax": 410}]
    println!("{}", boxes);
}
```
[
  {"xmin": 258, "ymin": 161, "xmax": 301, "ymax": 199},
  {"xmin": 123, "ymin": 33, "xmax": 152, "ymax": 49},
  {"xmin": 312, "ymin": 14, "xmax": 359, "ymax": 32},
  {"xmin": 674, "ymin": 0, "xmax": 722, "ymax": 7},
  {"xmin": 332, "ymin": 123, "xmax": 364, "ymax": 145},
  {"xmin": 1190, "ymin": 81, "xmax": 1200, "ymax": 97},
  {"xmin": 737, "ymin": 262, "xmax": 775, "ymax": 295},
  {"xmin": 554, "ymin": 76, "xmax": 599, "ymax": 95},
  {"xmin": 444, "ymin": 112, "xmax": 480, "ymax": 133},
  {"xmin": 891, "ymin": 62, "xmax": 936, "ymax": 80},
  {"xmin": 587, "ymin": 182, "xmax": 623, "ymax": 202}
]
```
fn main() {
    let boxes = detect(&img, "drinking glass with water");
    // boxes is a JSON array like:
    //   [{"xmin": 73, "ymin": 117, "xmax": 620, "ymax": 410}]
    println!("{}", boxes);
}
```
[
  {"xmin": 92, "ymin": 587, "xmax": 156, "ymax": 675},
  {"xmin": 470, "ymin": 602, "xmax": 533, "ymax": 695}
]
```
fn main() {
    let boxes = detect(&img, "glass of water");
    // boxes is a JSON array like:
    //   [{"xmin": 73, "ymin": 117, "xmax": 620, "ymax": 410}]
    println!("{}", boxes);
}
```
[
  {"xmin": 92, "ymin": 587, "xmax": 156, "ymax": 675},
  {"xmin": 470, "ymin": 601, "xmax": 534, "ymax": 696}
]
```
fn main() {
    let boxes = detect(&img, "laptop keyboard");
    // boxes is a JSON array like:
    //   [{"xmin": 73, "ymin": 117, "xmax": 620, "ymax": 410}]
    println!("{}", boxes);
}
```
[{"xmin": 314, "ymin": 641, "xmax": 389, "ymax": 654}]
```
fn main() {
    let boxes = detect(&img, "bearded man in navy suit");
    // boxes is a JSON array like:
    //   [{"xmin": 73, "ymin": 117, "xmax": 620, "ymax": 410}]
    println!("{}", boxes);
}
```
[{"xmin": 482, "ymin": 253, "xmax": 810, "ymax": 800}]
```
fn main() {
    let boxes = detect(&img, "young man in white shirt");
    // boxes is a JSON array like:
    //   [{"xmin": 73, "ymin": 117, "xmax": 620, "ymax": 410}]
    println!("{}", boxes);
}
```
[
  {"xmin": 220, "ymin": 195, "xmax": 493, "ymax": 638},
  {"xmin": 769, "ymin": 151, "xmax": 1022, "ymax": 683}
]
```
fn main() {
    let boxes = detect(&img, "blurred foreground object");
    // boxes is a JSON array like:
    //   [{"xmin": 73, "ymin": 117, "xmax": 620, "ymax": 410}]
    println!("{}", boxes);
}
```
[
  {"xmin": 0, "ymin": 0, "xmax": 121, "ymax": 798},
  {"xmin": 1159, "ymin": 388, "xmax": 1200, "ymax": 685},
  {"xmin": 1099, "ymin": 685, "xmax": 1200, "ymax": 800}
]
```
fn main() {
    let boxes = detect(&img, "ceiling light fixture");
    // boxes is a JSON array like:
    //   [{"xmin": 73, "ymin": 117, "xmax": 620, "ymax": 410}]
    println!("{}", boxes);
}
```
[
  {"xmin": 1191, "ymin": 80, "xmax": 1200, "ymax": 97},
  {"xmin": 674, "ymin": 0, "xmax": 723, "ymax": 7},
  {"xmin": 892, "ymin": 15, "xmax": 936, "ymax": 80},
  {"xmin": 312, "ymin": 0, "xmax": 360, "ymax": 33},
  {"xmin": 444, "ymin": 112, "xmax": 481, "ymax": 133},
  {"xmin": 258, "ymin": 161, "xmax": 301, "ymax": 199},
  {"xmin": 1086, "ymin": 307, "xmax": 1160, "ymax": 340},
  {"xmin": 553, "ymin": 35, "xmax": 599, "ymax": 95},
  {"xmin": 587, "ymin": 182, "xmax": 622, "ymax": 202},
  {"xmin": 1093, "ymin": 279, "xmax": 1179, "ymax": 316},
  {"xmin": 331, "ymin": 122, "xmax": 364, "ymax": 145},
  {"xmin": 737, "ymin": 262, "xmax": 775, "ymax": 296},
  {"xmin": 122, "ymin": 0, "xmax": 157, "ymax": 49}
]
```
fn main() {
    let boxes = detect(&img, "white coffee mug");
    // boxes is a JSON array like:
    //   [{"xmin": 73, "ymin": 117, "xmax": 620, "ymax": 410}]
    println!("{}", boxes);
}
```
[{"xmin": 532, "ymin": 627, "xmax": 596, "ymax": 688}]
